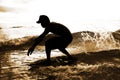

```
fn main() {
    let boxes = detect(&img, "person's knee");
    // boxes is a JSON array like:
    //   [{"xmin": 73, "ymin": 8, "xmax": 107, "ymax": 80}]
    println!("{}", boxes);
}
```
[
  {"xmin": 45, "ymin": 42, "xmax": 52, "ymax": 51},
  {"xmin": 45, "ymin": 41, "xmax": 50, "ymax": 47}
]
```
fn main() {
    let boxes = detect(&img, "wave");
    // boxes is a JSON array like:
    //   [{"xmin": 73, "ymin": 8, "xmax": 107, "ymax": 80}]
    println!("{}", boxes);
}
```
[
  {"xmin": 0, "ymin": 36, "xmax": 34, "ymax": 51},
  {"xmin": 0, "ymin": 34, "xmax": 58, "ymax": 52},
  {"xmin": 0, "ymin": 31, "xmax": 120, "ymax": 52},
  {"xmin": 72, "ymin": 31, "xmax": 120, "ymax": 52}
]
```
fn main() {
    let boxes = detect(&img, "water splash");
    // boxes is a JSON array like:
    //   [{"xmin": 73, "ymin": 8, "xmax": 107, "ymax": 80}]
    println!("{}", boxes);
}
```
[{"xmin": 78, "ymin": 32, "xmax": 120, "ymax": 53}]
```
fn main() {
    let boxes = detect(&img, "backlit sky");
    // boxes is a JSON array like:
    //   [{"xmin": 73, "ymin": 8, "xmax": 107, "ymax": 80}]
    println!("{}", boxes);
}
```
[{"xmin": 0, "ymin": 0, "xmax": 120, "ymax": 32}]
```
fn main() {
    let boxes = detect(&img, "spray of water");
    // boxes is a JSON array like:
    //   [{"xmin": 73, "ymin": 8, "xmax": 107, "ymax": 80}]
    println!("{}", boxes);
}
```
[{"xmin": 78, "ymin": 32, "xmax": 120, "ymax": 53}]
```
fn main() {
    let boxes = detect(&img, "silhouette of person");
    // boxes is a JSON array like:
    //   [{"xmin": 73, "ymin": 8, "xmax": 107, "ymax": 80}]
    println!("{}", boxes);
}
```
[{"xmin": 27, "ymin": 15, "xmax": 73, "ymax": 65}]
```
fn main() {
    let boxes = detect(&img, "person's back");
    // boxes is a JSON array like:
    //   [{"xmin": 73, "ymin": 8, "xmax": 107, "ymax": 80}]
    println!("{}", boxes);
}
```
[{"xmin": 47, "ymin": 22, "xmax": 73, "ymax": 42}]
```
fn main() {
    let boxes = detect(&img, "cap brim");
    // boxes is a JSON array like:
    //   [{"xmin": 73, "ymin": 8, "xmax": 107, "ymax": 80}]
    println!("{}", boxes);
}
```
[{"xmin": 36, "ymin": 21, "xmax": 41, "ymax": 23}]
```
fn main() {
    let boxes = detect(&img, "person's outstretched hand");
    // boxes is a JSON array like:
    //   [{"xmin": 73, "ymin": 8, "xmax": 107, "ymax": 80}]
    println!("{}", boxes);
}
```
[{"xmin": 27, "ymin": 47, "xmax": 34, "ymax": 56}]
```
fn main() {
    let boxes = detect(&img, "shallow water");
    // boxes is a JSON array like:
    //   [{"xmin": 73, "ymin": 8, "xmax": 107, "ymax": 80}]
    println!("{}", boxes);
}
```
[
  {"xmin": 0, "ymin": 50, "xmax": 62, "ymax": 80},
  {"xmin": 1, "ymin": 49, "xmax": 120, "ymax": 80}
]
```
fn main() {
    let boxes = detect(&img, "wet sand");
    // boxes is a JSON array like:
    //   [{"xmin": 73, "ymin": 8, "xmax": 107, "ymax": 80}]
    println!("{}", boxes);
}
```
[{"xmin": 0, "ymin": 49, "xmax": 120, "ymax": 80}]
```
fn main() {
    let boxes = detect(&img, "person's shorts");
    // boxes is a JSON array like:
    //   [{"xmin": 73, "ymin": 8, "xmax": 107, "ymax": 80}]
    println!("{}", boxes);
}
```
[{"xmin": 45, "ymin": 37, "xmax": 72, "ymax": 49}]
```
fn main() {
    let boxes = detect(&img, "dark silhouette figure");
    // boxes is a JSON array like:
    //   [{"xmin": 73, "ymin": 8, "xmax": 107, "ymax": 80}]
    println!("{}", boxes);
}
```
[{"xmin": 27, "ymin": 15, "xmax": 73, "ymax": 65}]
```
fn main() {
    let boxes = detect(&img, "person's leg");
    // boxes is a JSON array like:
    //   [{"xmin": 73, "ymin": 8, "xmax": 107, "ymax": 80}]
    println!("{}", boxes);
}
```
[
  {"xmin": 45, "ymin": 37, "xmax": 73, "ymax": 64},
  {"xmin": 45, "ymin": 42, "xmax": 52, "ymax": 65},
  {"xmin": 45, "ymin": 37, "xmax": 60, "ymax": 65},
  {"xmin": 59, "ymin": 48, "xmax": 73, "ymax": 60}
]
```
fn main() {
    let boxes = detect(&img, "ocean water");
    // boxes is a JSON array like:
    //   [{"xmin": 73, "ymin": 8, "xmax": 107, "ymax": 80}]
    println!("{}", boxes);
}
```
[
  {"xmin": 0, "ymin": 20, "xmax": 120, "ymax": 39},
  {"xmin": 0, "ymin": 23, "xmax": 120, "ymax": 80},
  {"xmin": 1, "ymin": 26, "xmax": 42, "ymax": 39},
  {"xmin": 0, "ymin": 25, "xmax": 120, "ymax": 53}
]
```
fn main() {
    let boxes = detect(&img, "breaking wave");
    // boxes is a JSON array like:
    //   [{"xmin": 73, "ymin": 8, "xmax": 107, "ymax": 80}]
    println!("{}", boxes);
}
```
[
  {"xmin": 71, "ymin": 31, "xmax": 120, "ymax": 53},
  {"xmin": 0, "ymin": 31, "xmax": 120, "ymax": 52}
]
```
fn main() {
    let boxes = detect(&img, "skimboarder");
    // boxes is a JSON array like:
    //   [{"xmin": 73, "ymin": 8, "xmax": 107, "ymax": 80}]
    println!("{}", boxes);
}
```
[{"xmin": 27, "ymin": 15, "xmax": 73, "ymax": 65}]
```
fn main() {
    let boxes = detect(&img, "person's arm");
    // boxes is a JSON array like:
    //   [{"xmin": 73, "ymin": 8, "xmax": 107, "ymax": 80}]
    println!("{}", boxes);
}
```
[{"xmin": 27, "ymin": 28, "xmax": 49, "ymax": 56}]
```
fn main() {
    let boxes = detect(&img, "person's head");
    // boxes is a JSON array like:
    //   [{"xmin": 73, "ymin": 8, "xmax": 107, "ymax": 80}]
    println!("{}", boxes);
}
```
[{"xmin": 36, "ymin": 15, "xmax": 50, "ymax": 28}]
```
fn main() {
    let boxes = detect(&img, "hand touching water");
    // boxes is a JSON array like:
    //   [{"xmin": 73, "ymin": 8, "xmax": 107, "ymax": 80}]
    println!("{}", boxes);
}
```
[{"xmin": 27, "ymin": 46, "xmax": 35, "ymax": 56}]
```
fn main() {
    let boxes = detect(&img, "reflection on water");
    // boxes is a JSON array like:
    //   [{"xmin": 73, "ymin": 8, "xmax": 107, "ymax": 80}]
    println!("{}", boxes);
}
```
[
  {"xmin": 0, "ymin": 50, "xmax": 61, "ymax": 80},
  {"xmin": 1, "ymin": 48, "xmax": 120, "ymax": 80},
  {"xmin": 2, "ymin": 27, "xmax": 42, "ymax": 39}
]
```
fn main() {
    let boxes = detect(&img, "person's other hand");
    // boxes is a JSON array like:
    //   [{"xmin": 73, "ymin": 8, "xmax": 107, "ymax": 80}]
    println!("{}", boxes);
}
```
[{"xmin": 27, "ymin": 47, "xmax": 34, "ymax": 56}]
